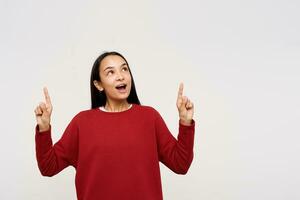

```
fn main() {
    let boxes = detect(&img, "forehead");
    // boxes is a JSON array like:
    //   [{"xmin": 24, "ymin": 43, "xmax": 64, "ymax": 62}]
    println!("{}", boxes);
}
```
[{"xmin": 100, "ymin": 55, "xmax": 127, "ymax": 70}]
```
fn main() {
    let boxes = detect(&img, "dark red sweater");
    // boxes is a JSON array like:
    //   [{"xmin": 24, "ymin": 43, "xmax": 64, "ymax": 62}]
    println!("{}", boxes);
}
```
[{"xmin": 35, "ymin": 104, "xmax": 195, "ymax": 200}]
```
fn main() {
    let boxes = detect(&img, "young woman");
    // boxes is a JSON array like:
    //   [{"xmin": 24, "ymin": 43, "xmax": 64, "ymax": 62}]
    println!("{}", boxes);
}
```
[{"xmin": 34, "ymin": 51, "xmax": 195, "ymax": 200}]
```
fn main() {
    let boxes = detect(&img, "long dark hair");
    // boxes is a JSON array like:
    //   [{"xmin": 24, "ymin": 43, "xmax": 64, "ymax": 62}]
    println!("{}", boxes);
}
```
[{"xmin": 90, "ymin": 51, "xmax": 141, "ymax": 109}]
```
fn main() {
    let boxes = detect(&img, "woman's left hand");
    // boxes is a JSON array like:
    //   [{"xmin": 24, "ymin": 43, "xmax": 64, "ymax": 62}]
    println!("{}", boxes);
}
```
[{"xmin": 176, "ymin": 83, "xmax": 194, "ymax": 126}]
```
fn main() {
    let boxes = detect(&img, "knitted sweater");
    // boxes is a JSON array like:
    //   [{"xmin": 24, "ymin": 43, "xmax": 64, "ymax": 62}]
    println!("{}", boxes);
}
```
[{"xmin": 35, "ymin": 104, "xmax": 195, "ymax": 200}]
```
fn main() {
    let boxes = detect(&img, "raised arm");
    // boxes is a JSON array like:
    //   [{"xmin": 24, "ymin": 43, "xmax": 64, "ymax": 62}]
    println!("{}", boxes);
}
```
[
  {"xmin": 156, "ymin": 83, "xmax": 195, "ymax": 174},
  {"xmin": 34, "ymin": 87, "xmax": 78, "ymax": 176}
]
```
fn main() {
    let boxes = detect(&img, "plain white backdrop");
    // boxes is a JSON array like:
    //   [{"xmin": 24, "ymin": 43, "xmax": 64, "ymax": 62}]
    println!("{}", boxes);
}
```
[{"xmin": 1, "ymin": 0, "xmax": 299, "ymax": 199}]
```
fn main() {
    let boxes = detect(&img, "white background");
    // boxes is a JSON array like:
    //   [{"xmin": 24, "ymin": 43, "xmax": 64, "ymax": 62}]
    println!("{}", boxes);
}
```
[{"xmin": 1, "ymin": 0, "xmax": 299, "ymax": 199}]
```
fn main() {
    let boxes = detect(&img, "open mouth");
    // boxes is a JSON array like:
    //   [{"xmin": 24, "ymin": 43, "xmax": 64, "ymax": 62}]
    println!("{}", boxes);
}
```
[{"xmin": 115, "ymin": 84, "xmax": 127, "ymax": 90}]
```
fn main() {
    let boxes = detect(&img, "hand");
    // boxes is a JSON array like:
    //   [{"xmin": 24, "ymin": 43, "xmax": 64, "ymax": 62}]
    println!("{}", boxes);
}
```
[
  {"xmin": 176, "ymin": 83, "xmax": 194, "ymax": 125},
  {"xmin": 34, "ymin": 87, "xmax": 53, "ymax": 131}
]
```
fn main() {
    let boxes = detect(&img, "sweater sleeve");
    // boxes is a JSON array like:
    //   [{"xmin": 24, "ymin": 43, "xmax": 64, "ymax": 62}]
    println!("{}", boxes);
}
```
[
  {"xmin": 154, "ymin": 110, "xmax": 195, "ymax": 175},
  {"xmin": 35, "ymin": 116, "xmax": 79, "ymax": 177}
]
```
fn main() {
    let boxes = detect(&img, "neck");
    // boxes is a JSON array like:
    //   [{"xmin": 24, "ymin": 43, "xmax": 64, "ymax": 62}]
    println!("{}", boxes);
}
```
[{"xmin": 104, "ymin": 101, "xmax": 131, "ymax": 112}]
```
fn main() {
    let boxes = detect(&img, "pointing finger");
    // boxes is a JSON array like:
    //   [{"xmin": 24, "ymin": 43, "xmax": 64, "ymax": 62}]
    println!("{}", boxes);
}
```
[
  {"xmin": 177, "ymin": 82, "xmax": 184, "ymax": 100},
  {"xmin": 180, "ymin": 96, "xmax": 187, "ymax": 110},
  {"xmin": 43, "ymin": 87, "xmax": 52, "ymax": 105}
]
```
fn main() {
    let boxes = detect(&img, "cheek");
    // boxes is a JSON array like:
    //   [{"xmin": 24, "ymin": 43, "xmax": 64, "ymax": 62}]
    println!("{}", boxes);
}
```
[
  {"xmin": 126, "ymin": 73, "xmax": 132, "ymax": 81},
  {"xmin": 100, "ymin": 77, "xmax": 113, "ymax": 89}
]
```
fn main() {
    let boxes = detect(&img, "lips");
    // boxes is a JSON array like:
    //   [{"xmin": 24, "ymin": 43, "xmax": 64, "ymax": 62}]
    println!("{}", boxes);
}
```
[{"xmin": 115, "ymin": 84, "xmax": 127, "ymax": 90}]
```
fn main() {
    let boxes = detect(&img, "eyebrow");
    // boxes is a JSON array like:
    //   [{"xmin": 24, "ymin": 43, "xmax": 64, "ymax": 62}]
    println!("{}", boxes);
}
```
[{"xmin": 103, "ymin": 63, "xmax": 127, "ymax": 71}]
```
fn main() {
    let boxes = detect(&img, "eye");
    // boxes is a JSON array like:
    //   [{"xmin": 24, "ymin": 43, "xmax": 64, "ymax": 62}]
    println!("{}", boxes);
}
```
[
  {"xmin": 122, "ymin": 67, "xmax": 128, "ymax": 71},
  {"xmin": 107, "ymin": 70, "xmax": 114, "ymax": 75}
]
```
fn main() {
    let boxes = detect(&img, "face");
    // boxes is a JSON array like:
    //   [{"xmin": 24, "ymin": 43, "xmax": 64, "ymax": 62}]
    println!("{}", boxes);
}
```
[{"xmin": 94, "ymin": 55, "xmax": 132, "ymax": 104}]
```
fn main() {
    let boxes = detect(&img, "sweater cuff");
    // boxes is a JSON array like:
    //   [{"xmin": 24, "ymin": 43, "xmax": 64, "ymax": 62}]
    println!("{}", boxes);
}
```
[
  {"xmin": 35, "ymin": 125, "xmax": 51, "ymax": 135},
  {"xmin": 35, "ymin": 125, "xmax": 53, "ymax": 156},
  {"xmin": 179, "ymin": 119, "xmax": 195, "ymax": 133}
]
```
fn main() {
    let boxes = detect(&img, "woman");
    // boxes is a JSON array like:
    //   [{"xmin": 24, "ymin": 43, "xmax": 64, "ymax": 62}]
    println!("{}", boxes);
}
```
[{"xmin": 34, "ymin": 51, "xmax": 195, "ymax": 200}]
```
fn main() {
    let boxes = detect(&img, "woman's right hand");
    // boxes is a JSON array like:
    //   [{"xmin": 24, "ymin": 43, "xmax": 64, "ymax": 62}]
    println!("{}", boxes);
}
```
[{"xmin": 34, "ymin": 87, "xmax": 53, "ymax": 132}]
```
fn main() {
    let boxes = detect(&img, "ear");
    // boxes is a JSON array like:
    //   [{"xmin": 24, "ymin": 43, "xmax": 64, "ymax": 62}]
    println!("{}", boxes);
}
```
[{"xmin": 93, "ymin": 80, "xmax": 104, "ymax": 91}]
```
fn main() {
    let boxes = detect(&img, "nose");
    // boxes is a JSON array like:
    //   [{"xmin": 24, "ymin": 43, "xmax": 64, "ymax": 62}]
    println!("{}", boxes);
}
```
[{"xmin": 116, "ymin": 71, "xmax": 124, "ymax": 81}]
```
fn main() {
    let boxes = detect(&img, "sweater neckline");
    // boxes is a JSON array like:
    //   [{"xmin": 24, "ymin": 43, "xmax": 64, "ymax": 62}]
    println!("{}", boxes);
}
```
[{"xmin": 97, "ymin": 104, "xmax": 136, "ymax": 114}]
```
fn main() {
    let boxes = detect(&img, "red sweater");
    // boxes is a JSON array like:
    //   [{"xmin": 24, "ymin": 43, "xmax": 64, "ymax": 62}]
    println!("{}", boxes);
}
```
[{"xmin": 35, "ymin": 104, "xmax": 195, "ymax": 200}]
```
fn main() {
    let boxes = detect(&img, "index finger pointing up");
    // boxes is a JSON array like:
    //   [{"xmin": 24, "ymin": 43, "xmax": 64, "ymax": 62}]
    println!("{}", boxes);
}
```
[
  {"xmin": 43, "ymin": 87, "xmax": 52, "ymax": 104},
  {"xmin": 177, "ymin": 82, "xmax": 184, "ymax": 99}
]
